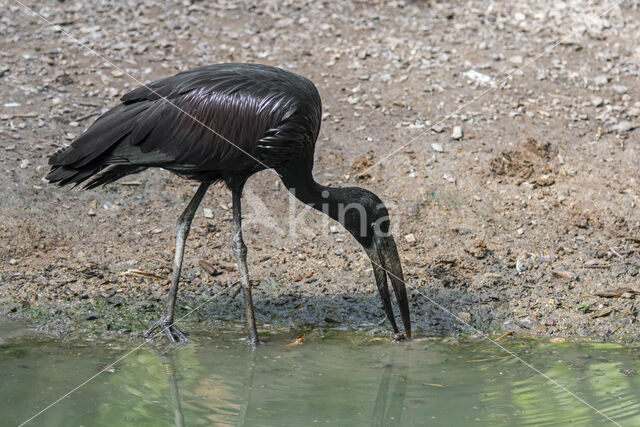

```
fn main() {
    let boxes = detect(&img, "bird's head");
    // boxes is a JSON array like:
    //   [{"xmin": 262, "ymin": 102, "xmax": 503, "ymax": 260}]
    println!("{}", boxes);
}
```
[{"xmin": 337, "ymin": 188, "xmax": 411, "ymax": 340}]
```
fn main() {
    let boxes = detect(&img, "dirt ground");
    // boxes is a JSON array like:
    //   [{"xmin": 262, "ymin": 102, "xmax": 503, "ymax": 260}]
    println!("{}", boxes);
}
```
[{"xmin": 1, "ymin": 0, "xmax": 639, "ymax": 342}]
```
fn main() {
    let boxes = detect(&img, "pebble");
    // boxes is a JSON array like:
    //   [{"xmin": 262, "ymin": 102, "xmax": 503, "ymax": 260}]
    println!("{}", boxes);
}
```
[
  {"xmin": 203, "ymin": 208, "xmax": 213, "ymax": 219},
  {"xmin": 594, "ymin": 75, "xmax": 609, "ymax": 85},
  {"xmin": 431, "ymin": 143, "xmax": 444, "ymax": 153},
  {"xmin": 457, "ymin": 311, "xmax": 471, "ymax": 323},
  {"xmin": 612, "ymin": 120, "xmax": 633, "ymax": 132},
  {"xmin": 509, "ymin": 55, "xmax": 524, "ymax": 65},
  {"xmin": 451, "ymin": 126, "xmax": 463, "ymax": 140},
  {"xmin": 431, "ymin": 124, "xmax": 445, "ymax": 133},
  {"xmin": 591, "ymin": 97, "xmax": 603, "ymax": 107},
  {"xmin": 612, "ymin": 84, "xmax": 628, "ymax": 94},
  {"xmin": 462, "ymin": 69, "xmax": 494, "ymax": 86},
  {"xmin": 404, "ymin": 233, "xmax": 416, "ymax": 243}
]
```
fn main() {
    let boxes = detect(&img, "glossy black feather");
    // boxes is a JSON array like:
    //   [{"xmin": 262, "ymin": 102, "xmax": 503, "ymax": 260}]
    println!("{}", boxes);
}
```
[{"xmin": 46, "ymin": 63, "xmax": 322, "ymax": 187}]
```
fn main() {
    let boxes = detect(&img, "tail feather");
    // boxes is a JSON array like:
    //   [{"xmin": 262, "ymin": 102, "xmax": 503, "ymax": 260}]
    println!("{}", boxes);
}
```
[
  {"xmin": 83, "ymin": 165, "xmax": 147, "ymax": 189},
  {"xmin": 46, "ymin": 102, "xmax": 150, "ymax": 188}
]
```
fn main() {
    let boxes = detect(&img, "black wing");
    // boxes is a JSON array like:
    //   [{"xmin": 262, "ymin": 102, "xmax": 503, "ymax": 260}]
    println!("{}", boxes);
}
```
[{"xmin": 46, "ymin": 63, "xmax": 322, "ymax": 187}]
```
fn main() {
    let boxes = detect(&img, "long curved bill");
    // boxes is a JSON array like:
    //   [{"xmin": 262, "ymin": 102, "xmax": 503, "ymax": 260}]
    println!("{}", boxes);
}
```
[{"xmin": 366, "ymin": 234, "xmax": 411, "ymax": 339}]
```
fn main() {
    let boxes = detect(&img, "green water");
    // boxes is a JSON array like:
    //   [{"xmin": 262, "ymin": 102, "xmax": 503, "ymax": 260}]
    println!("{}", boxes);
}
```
[{"xmin": 1, "ymin": 323, "xmax": 639, "ymax": 426}]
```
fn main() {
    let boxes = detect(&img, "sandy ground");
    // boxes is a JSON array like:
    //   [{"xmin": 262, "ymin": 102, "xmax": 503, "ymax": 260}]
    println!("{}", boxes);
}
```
[{"xmin": 1, "ymin": 0, "xmax": 639, "ymax": 342}]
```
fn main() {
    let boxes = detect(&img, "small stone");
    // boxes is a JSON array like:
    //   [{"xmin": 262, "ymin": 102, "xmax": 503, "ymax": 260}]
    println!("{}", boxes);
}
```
[
  {"xmin": 509, "ymin": 55, "xmax": 524, "ymax": 65},
  {"xmin": 591, "ymin": 97, "xmax": 603, "ymax": 107},
  {"xmin": 9, "ymin": 259, "xmax": 17, "ymax": 265},
  {"xmin": 516, "ymin": 318, "xmax": 533, "ymax": 329},
  {"xmin": 594, "ymin": 75, "xmax": 609, "ymax": 85},
  {"xmin": 457, "ymin": 311, "xmax": 471, "ymax": 323},
  {"xmin": 111, "ymin": 70, "xmax": 123, "ymax": 77},
  {"xmin": 462, "ymin": 69, "xmax": 494, "ymax": 86},
  {"xmin": 329, "ymin": 225, "xmax": 340, "ymax": 234},
  {"xmin": 517, "ymin": 227, "xmax": 524, "ymax": 235},
  {"xmin": 431, "ymin": 124, "xmax": 445, "ymax": 133},
  {"xmin": 404, "ymin": 233, "xmax": 416, "ymax": 243},
  {"xmin": 451, "ymin": 126, "xmax": 463, "ymax": 140},
  {"xmin": 612, "ymin": 84, "xmax": 628, "ymax": 94},
  {"xmin": 431, "ymin": 143, "xmax": 444, "ymax": 153},
  {"xmin": 621, "ymin": 292, "xmax": 634, "ymax": 299},
  {"xmin": 87, "ymin": 209, "xmax": 96, "ymax": 217},
  {"xmin": 19, "ymin": 159, "xmax": 29, "ymax": 169},
  {"xmin": 334, "ymin": 248, "xmax": 344, "ymax": 256},
  {"xmin": 203, "ymin": 208, "xmax": 213, "ymax": 219},
  {"xmin": 293, "ymin": 274, "xmax": 302, "ymax": 282},
  {"xmin": 84, "ymin": 311, "xmax": 100, "ymax": 321},
  {"xmin": 612, "ymin": 120, "xmax": 632, "ymax": 132}
]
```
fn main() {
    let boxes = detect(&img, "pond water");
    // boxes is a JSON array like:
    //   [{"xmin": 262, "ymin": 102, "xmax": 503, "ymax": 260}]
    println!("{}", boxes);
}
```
[{"xmin": 1, "ymin": 321, "xmax": 639, "ymax": 426}]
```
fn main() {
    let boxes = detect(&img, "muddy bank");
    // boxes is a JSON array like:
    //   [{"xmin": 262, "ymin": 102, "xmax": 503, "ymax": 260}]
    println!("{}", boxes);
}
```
[{"xmin": 1, "ymin": 0, "xmax": 640, "ymax": 342}]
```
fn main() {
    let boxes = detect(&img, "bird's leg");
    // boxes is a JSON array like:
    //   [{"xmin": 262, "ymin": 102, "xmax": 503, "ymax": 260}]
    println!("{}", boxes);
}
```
[
  {"xmin": 231, "ymin": 187, "xmax": 259, "ymax": 346},
  {"xmin": 145, "ymin": 181, "xmax": 211, "ymax": 343}
]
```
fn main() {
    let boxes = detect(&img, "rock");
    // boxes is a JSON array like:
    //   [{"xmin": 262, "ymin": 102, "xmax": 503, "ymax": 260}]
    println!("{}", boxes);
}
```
[
  {"xmin": 203, "ymin": 208, "xmax": 213, "ymax": 218},
  {"xmin": 404, "ymin": 233, "xmax": 416, "ymax": 243},
  {"xmin": 431, "ymin": 124, "xmax": 445, "ymax": 133},
  {"xmin": 431, "ymin": 143, "xmax": 444, "ymax": 153},
  {"xmin": 84, "ymin": 311, "xmax": 100, "ymax": 321},
  {"xmin": 451, "ymin": 126, "xmax": 463, "ymax": 140},
  {"xmin": 516, "ymin": 318, "xmax": 533, "ymax": 329},
  {"xmin": 594, "ymin": 75, "xmax": 609, "ymax": 85},
  {"xmin": 462, "ymin": 69, "xmax": 494, "ymax": 86},
  {"xmin": 457, "ymin": 311, "xmax": 471, "ymax": 323},
  {"xmin": 611, "ymin": 120, "xmax": 633, "ymax": 132},
  {"xmin": 612, "ymin": 84, "xmax": 628, "ymax": 94},
  {"xmin": 509, "ymin": 55, "xmax": 524, "ymax": 65},
  {"xmin": 591, "ymin": 97, "xmax": 603, "ymax": 107}
]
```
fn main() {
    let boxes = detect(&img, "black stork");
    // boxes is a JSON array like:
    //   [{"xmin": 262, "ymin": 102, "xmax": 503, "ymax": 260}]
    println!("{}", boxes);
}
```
[{"xmin": 46, "ymin": 63, "xmax": 411, "ymax": 345}]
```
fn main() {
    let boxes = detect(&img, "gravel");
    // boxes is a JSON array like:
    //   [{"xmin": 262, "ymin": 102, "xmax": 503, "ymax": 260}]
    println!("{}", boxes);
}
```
[{"xmin": 1, "ymin": 0, "xmax": 639, "ymax": 342}]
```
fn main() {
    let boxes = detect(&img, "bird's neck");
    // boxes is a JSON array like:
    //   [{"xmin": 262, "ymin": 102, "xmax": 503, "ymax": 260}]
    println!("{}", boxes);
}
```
[{"xmin": 281, "ymin": 171, "xmax": 352, "ymax": 224}]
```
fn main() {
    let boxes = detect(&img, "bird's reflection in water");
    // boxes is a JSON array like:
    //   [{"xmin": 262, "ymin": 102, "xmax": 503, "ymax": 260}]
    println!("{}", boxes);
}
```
[
  {"xmin": 149, "ymin": 344, "xmax": 408, "ymax": 426},
  {"xmin": 151, "ymin": 344, "xmax": 185, "ymax": 427},
  {"xmin": 371, "ymin": 356, "xmax": 407, "ymax": 427}
]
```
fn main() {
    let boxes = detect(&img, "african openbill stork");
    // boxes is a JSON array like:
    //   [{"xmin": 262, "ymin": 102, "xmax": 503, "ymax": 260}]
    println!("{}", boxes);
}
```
[{"xmin": 46, "ymin": 63, "xmax": 411, "ymax": 345}]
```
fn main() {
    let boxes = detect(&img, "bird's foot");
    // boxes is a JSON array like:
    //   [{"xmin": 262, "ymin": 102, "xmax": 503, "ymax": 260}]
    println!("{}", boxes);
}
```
[
  {"xmin": 391, "ymin": 332, "xmax": 407, "ymax": 342},
  {"xmin": 238, "ymin": 335, "xmax": 261, "ymax": 348},
  {"xmin": 144, "ymin": 318, "xmax": 190, "ymax": 344}
]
